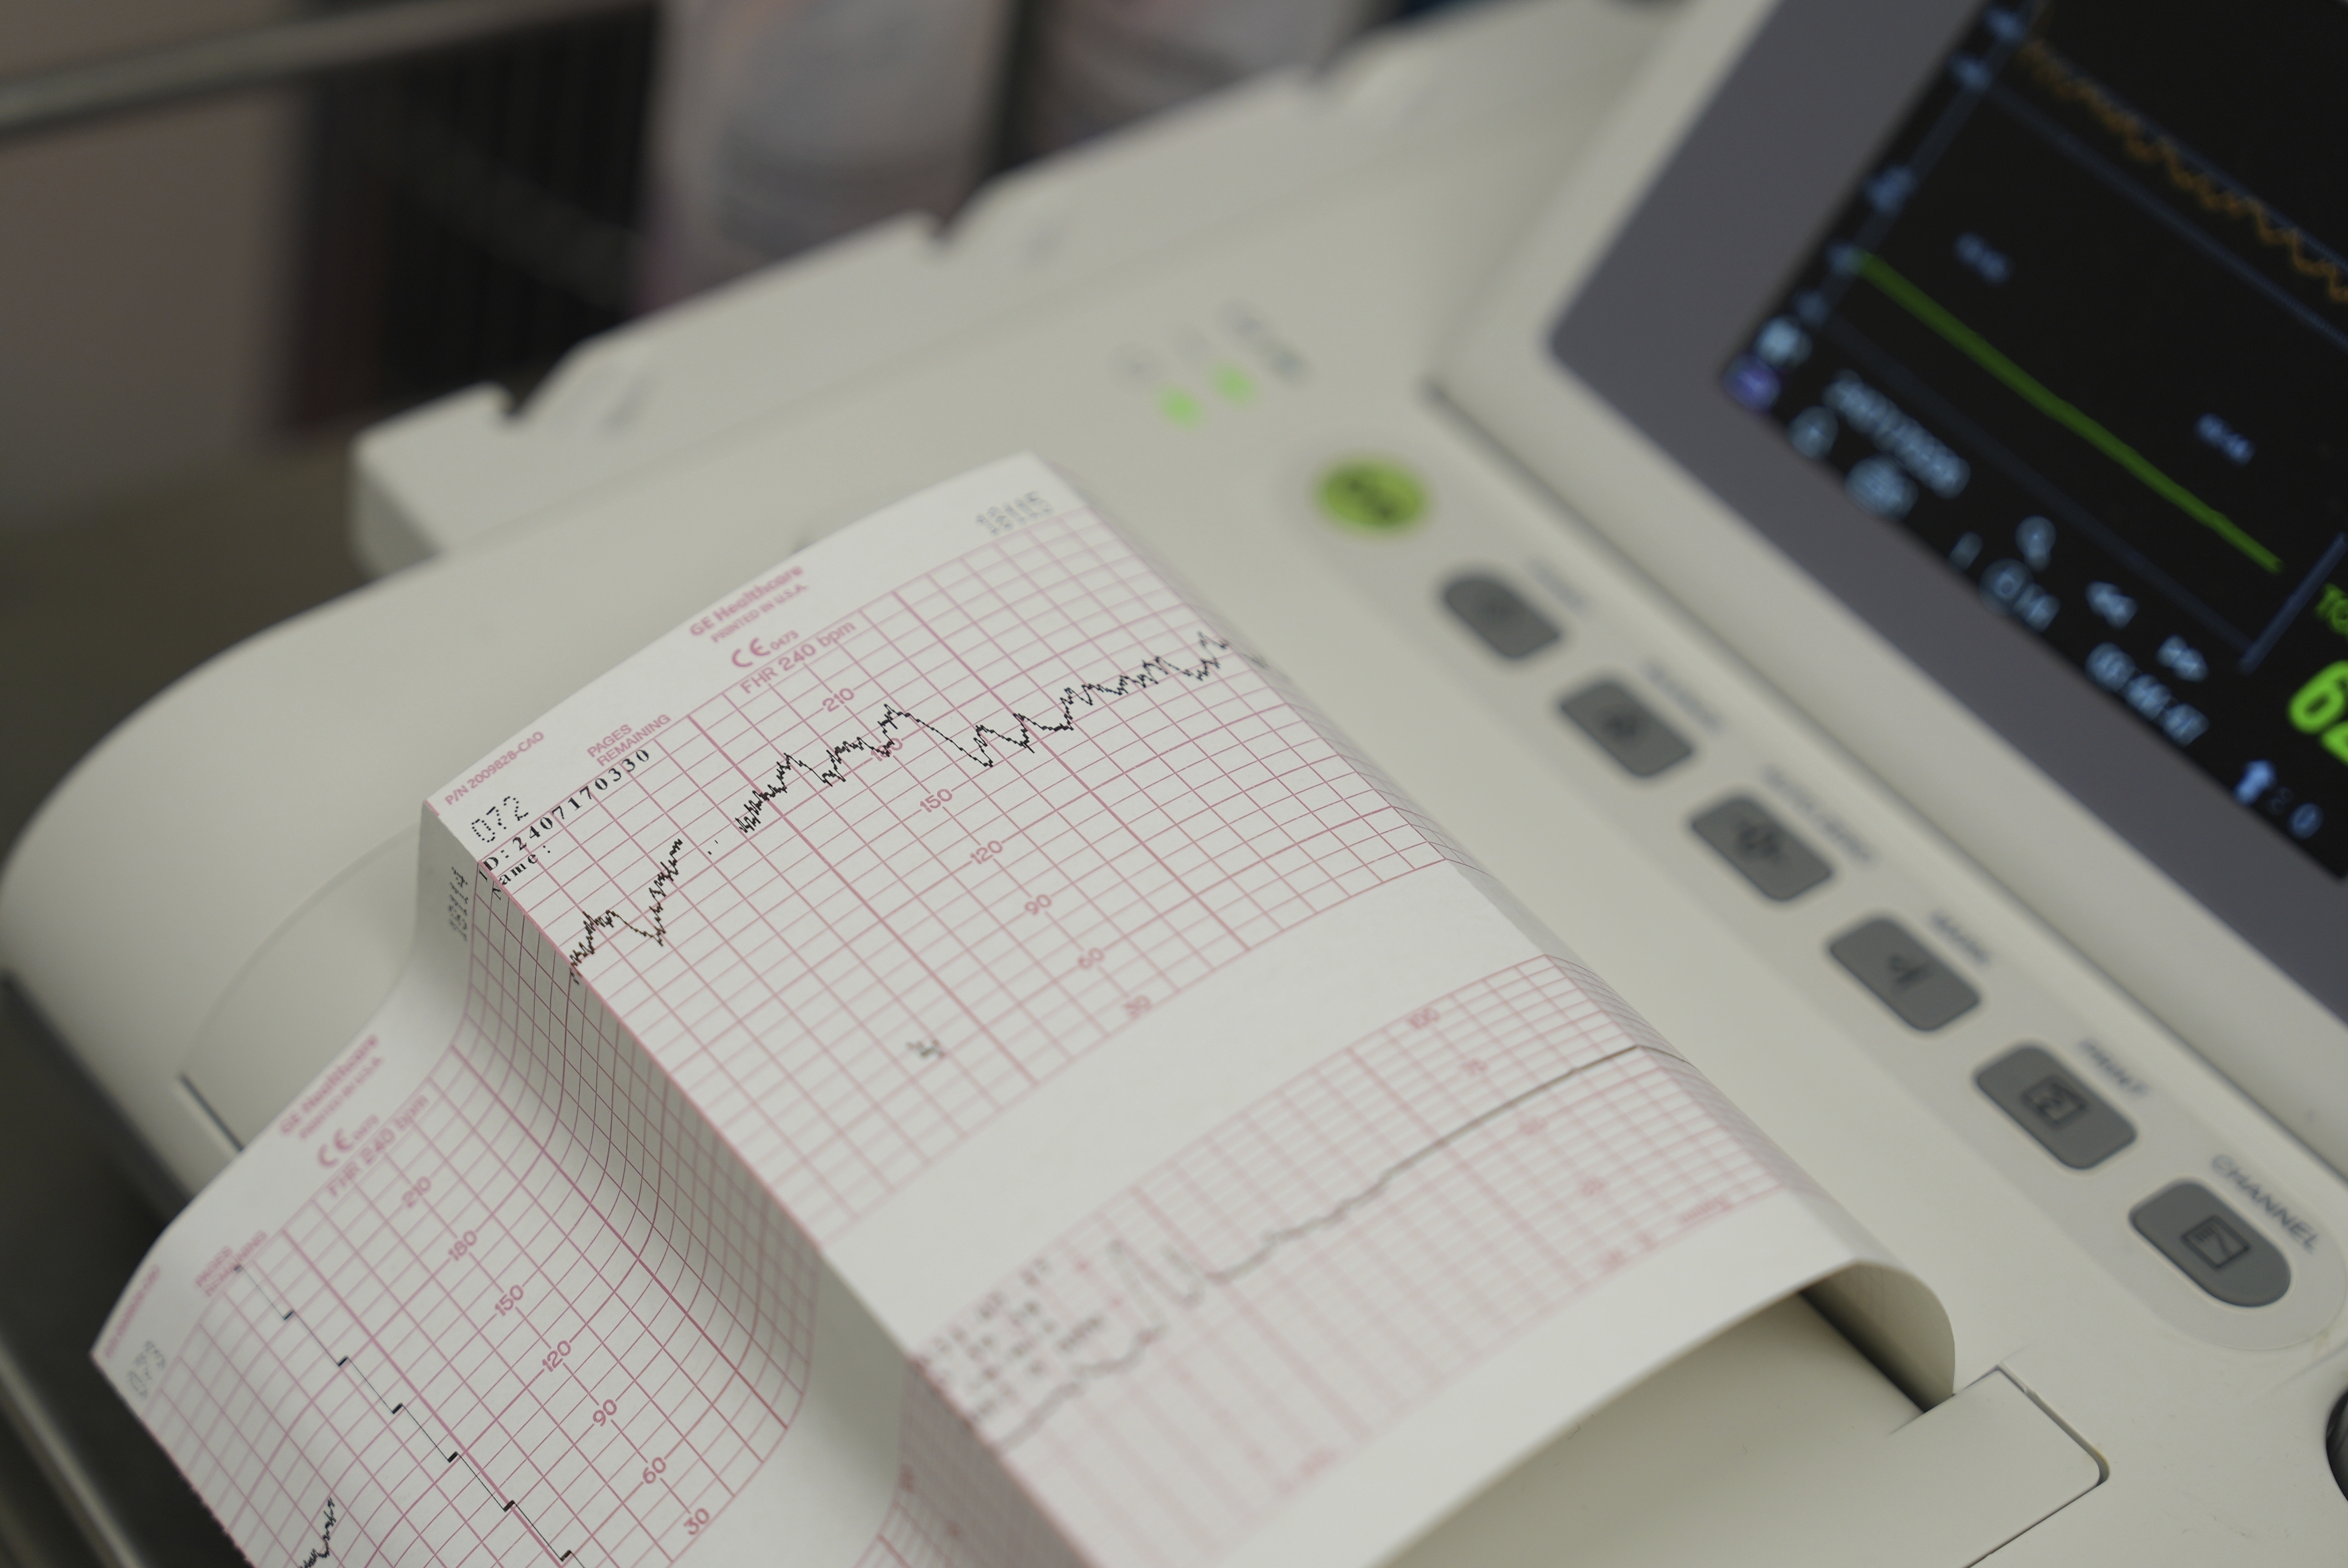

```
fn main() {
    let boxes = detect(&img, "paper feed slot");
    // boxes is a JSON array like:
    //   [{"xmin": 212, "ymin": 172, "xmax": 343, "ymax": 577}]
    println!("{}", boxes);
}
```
[{"xmin": 1389, "ymin": 1291, "xmax": 2099, "ymax": 1568}]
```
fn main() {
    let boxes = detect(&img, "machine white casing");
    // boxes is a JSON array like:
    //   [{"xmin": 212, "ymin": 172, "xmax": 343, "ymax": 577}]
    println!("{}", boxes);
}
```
[{"xmin": 3, "ymin": 0, "xmax": 2346, "ymax": 1559}]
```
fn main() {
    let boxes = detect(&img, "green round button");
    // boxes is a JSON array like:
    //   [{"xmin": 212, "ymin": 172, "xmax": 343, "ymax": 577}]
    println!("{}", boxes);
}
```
[{"xmin": 1317, "ymin": 458, "xmax": 1428, "ymax": 534}]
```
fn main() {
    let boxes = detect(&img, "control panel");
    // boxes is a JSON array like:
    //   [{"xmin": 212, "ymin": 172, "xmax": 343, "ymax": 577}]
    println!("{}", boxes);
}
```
[{"xmin": 1300, "ymin": 436, "xmax": 2347, "ymax": 1352}]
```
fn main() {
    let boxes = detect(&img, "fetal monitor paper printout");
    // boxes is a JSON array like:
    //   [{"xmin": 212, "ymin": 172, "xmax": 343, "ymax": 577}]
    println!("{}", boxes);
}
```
[{"xmin": 94, "ymin": 455, "xmax": 1901, "ymax": 1568}]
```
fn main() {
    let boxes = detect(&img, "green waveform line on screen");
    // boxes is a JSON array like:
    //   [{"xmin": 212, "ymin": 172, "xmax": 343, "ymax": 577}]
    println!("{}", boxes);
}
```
[{"xmin": 1853, "ymin": 251, "xmax": 2282, "ymax": 575}]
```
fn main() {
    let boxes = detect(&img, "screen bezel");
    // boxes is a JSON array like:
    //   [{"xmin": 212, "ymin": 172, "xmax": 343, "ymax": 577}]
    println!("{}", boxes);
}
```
[{"xmin": 1543, "ymin": 0, "xmax": 2348, "ymax": 1015}]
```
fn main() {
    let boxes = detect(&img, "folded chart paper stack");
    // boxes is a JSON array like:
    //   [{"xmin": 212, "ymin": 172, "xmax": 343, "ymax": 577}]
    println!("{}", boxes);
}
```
[{"xmin": 94, "ymin": 455, "xmax": 1938, "ymax": 1568}]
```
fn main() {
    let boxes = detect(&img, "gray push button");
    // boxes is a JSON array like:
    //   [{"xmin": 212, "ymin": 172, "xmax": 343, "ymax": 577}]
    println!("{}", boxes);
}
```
[
  {"xmin": 1442, "ymin": 573, "xmax": 1562, "ymax": 660},
  {"xmin": 1691, "ymin": 796, "xmax": 1832, "ymax": 901},
  {"xmin": 1561, "ymin": 680, "xmax": 1692, "ymax": 778},
  {"xmin": 1828, "ymin": 917, "xmax": 1980, "ymax": 1031},
  {"xmin": 1976, "ymin": 1045, "xmax": 2137, "ymax": 1169},
  {"xmin": 2132, "ymin": 1181, "xmax": 2291, "ymax": 1307}
]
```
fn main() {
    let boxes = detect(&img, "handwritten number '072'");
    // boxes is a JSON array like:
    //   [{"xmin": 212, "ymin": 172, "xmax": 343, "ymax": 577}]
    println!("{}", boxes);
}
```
[{"xmin": 480, "ymin": 749, "xmax": 653, "ymax": 867}]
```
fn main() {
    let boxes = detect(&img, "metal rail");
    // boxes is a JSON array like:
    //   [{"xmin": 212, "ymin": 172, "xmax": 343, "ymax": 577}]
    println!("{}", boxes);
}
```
[{"xmin": 0, "ymin": 0, "xmax": 650, "ymax": 142}]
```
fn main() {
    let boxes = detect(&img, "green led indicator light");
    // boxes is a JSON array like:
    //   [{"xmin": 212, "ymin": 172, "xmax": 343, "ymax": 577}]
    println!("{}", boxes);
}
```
[
  {"xmin": 1211, "ymin": 364, "xmax": 1257, "ymax": 405},
  {"xmin": 1317, "ymin": 458, "xmax": 1428, "ymax": 534},
  {"xmin": 1157, "ymin": 387, "xmax": 1206, "ymax": 427}
]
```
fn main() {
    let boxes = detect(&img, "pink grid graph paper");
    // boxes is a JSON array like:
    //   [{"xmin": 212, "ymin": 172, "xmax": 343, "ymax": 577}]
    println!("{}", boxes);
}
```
[
  {"xmin": 854, "ymin": 1377, "xmax": 1084, "ymax": 1568},
  {"xmin": 142, "ymin": 878, "xmax": 821, "ymax": 1568},
  {"xmin": 514, "ymin": 511, "xmax": 1465, "ymax": 1241},
  {"xmin": 907, "ymin": 956, "xmax": 1805, "ymax": 1568}
]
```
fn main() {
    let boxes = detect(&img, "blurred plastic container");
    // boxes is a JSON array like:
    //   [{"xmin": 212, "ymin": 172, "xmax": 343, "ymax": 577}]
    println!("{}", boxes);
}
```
[{"xmin": 640, "ymin": 0, "xmax": 1015, "ymax": 305}]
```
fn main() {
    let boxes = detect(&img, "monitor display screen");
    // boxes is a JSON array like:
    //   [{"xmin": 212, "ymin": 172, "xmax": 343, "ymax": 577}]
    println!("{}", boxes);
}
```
[
  {"xmin": 1721, "ymin": 0, "xmax": 2348, "ymax": 876},
  {"xmin": 1547, "ymin": 0, "xmax": 2348, "ymax": 1024}
]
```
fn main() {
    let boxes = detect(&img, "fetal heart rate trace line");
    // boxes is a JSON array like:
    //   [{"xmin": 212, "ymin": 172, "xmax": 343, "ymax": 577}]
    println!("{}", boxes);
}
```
[
  {"xmin": 230, "ymin": 1263, "xmax": 584, "ymax": 1565},
  {"xmin": 295, "ymin": 1497, "xmax": 338, "ymax": 1568},
  {"xmin": 975, "ymin": 1042, "xmax": 1651, "ymax": 1452},
  {"xmin": 728, "ymin": 629, "xmax": 1235, "ymax": 835},
  {"xmin": 565, "ymin": 838, "xmax": 686, "ymax": 973},
  {"xmin": 562, "ymin": 629, "xmax": 1235, "ymax": 974}
]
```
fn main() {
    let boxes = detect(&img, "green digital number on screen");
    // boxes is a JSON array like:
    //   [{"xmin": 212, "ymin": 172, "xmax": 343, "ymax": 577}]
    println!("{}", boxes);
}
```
[{"xmin": 2288, "ymin": 662, "xmax": 2348, "ymax": 763}]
